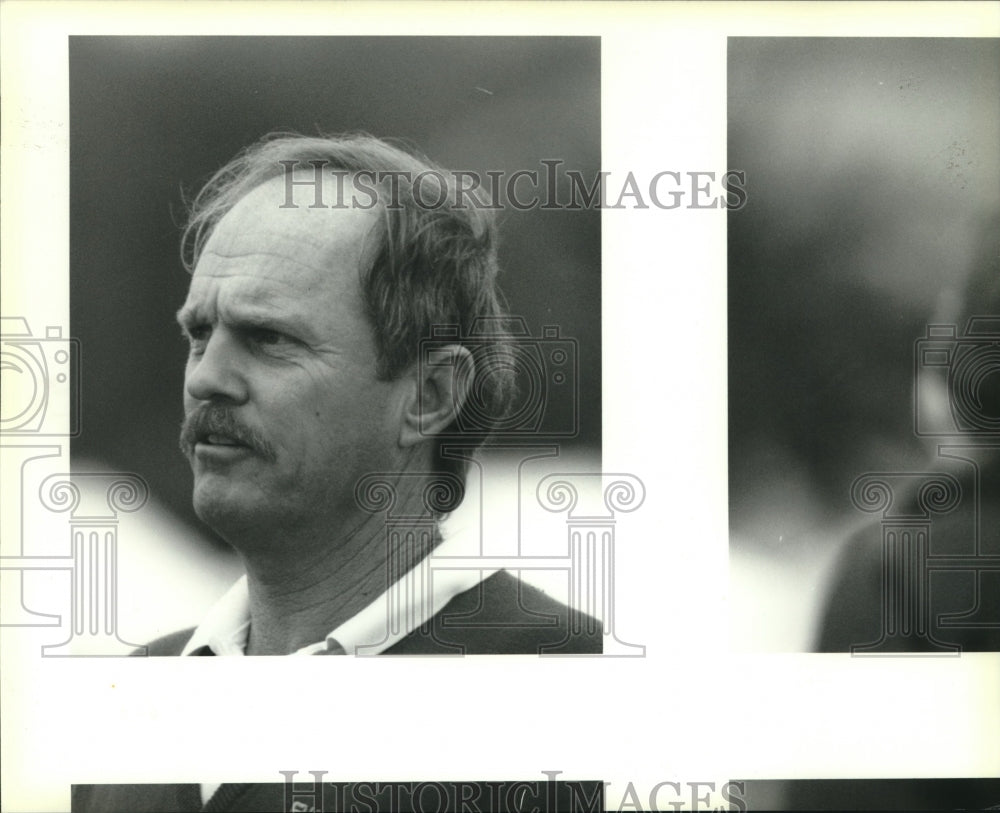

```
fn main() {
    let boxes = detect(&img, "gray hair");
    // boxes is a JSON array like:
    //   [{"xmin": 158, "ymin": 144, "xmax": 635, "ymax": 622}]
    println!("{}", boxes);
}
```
[{"xmin": 182, "ymin": 133, "xmax": 517, "ymax": 500}]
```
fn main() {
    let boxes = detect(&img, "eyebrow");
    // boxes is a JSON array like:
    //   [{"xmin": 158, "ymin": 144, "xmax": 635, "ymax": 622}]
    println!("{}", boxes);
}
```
[{"xmin": 175, "ymin": 302, "xmax": 306, "ymax": 337}]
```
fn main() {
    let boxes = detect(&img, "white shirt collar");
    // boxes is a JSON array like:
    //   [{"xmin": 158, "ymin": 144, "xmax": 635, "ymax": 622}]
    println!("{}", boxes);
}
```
[{"xmin": 181, "ymin": 524, "xmax": 493, "ymax": 656}]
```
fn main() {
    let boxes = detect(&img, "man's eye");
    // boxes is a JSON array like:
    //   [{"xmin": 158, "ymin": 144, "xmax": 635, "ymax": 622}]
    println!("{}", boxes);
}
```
[
  {"xmin": 248, "ymin": 328, "xmax": 290, "ymax": 347},
  {"xmin": 184, "ymin": 324, "xmax": 211, "ymax": 351}
]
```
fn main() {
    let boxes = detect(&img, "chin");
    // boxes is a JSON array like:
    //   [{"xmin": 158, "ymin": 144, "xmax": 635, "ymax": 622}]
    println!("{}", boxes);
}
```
[{"xmin": 191, "ymin": 481, "xmax": 266, "ymax": 540}]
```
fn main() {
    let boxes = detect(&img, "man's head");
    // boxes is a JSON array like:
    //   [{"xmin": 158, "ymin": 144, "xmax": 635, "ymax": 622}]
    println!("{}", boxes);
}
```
[{"xmin": 177, "ymin": 133, "xmax": 515, "ymax": 542}]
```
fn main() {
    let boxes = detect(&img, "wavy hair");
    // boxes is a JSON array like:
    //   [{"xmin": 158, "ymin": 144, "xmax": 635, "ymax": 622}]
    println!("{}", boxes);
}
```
[{"xmin": 181, "ymin": 133, "xmax": 517, "ymax": 496}]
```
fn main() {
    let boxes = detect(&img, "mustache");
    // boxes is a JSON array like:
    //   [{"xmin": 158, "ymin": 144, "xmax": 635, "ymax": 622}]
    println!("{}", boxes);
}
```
[{"xmin": 179, "ymin": 405, "xmax": 278, "ymax": 462}]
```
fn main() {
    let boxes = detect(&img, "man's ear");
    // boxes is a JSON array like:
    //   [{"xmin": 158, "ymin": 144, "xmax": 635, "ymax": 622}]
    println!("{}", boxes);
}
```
[{"xmin": 398, "ymin": 344, "xmax": 474, "ymax": 448}]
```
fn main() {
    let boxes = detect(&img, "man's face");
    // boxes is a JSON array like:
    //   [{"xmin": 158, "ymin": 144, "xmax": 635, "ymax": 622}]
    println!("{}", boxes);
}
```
[{"xmin": 177, "ymin": 177, "xmax": 405, "ymax": 543}]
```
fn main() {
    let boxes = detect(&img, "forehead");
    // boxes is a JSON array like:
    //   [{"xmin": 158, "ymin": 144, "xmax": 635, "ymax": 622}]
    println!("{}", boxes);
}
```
[{"xmin": 187, "ymin": 174, "xmax": 382, "ymax": 311}]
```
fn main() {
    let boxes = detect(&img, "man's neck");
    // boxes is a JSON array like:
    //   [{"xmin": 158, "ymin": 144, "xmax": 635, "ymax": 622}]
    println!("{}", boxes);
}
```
[{"xmin": 238, "ymin": 478, "xmax": 440, "ymax": 656}]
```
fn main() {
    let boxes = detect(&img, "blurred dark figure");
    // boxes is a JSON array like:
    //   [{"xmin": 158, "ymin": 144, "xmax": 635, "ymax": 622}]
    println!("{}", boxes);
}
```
[{"xmin": 815, "ymin": 217, "xmax": 1000, "ymax": 654}]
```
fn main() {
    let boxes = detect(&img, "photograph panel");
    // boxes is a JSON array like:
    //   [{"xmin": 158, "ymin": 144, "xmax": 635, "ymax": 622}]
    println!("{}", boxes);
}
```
[
  {"xmin": 728, "ymin": 37, "xmax": 1000, "ymax": 655},
  {"xmin": 66, "ymin": 35, "xmax": 605, "ymax": 655}
]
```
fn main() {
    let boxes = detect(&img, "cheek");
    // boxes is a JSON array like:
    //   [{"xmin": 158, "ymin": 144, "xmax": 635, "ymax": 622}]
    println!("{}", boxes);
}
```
[
  {"xmin": 285, "ymin": 390, "xmax": 375, "ymax": 446},
  {"xmin": 269, "ymin": 371, "xmax": 400, "ymax": 457},
  {"xmin": 316, "ymin": 382, "xmax": 400, "ymax": 445}
]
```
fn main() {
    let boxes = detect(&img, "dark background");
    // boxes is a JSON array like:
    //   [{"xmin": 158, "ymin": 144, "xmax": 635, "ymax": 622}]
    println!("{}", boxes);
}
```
[{"xmin": 69, "ymin": 37, "xmax": 600, "ymax": 547}]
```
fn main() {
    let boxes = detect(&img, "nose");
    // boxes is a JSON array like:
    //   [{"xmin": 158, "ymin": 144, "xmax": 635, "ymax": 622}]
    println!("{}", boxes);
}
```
[{"xmin": 184, "ymin": 328, "xmax": 249, "ymax": 405}]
